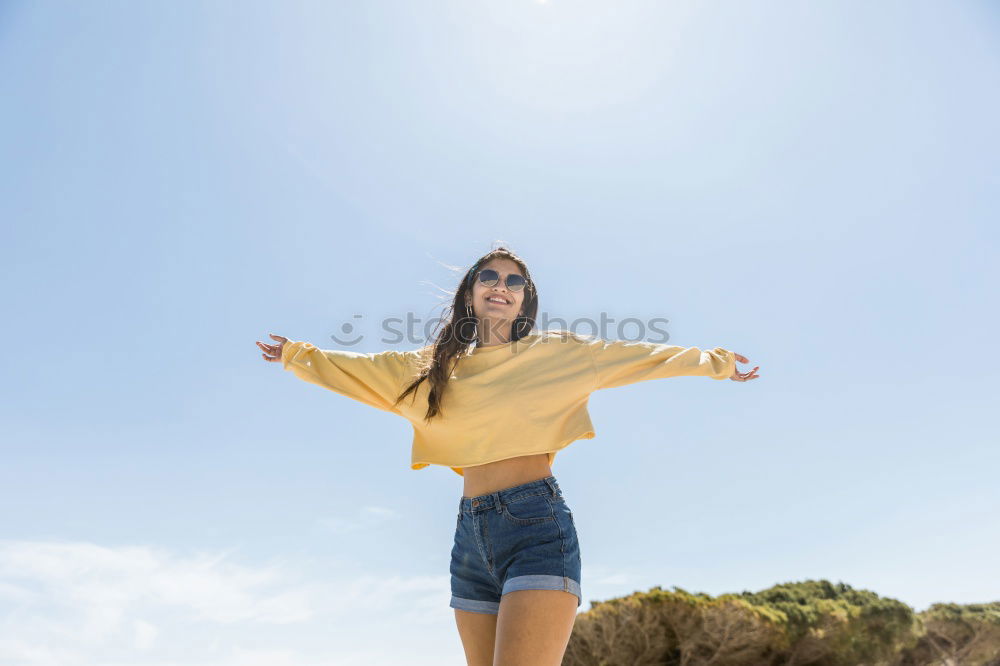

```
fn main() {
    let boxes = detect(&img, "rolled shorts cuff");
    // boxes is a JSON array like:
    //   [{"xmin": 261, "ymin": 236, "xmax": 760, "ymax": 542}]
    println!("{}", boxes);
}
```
[
  {"xmin": 449, "ymin": 596, "xmax": 501, "ymax": 614},
  {"xmin": 503, "ymin": 574, "xmax": 581, "ymax": 607},
  {"xmin": 450, "ymin": 575, "xmax": 582, "ymax": 615}
]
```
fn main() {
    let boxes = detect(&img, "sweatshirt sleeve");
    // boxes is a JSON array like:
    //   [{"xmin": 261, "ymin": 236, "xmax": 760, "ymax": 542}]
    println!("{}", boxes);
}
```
[
  {"xmin": 582, "ymin": 336, "xmax": 737, "ymax": 390},
  {"xmin": 280, "ymin": 340, "xmax": 411, "ymax": 413}
]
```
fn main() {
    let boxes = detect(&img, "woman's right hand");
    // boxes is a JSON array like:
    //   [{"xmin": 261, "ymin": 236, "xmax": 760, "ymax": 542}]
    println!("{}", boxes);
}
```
[{"xmin": 257, "ymin": 333, "xmax": 289, "ymax": 363}]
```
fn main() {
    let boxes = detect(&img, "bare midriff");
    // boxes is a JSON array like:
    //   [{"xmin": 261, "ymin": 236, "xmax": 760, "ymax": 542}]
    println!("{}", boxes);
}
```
[{"xmin": 461, "ymin": 453, "xmax": 553, "ymax": 498}]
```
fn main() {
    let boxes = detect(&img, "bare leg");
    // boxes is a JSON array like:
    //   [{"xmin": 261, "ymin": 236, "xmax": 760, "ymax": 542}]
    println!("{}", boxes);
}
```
[
  {"xmin": 454, "ymin": 608, "xmax": 498, "ymax": 666},
  {"xmin": 493, "ymin": 589, "xmax": 578, "ymax": 665}
]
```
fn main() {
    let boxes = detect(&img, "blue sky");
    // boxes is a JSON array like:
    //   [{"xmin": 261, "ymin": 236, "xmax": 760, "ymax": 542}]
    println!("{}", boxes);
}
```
[{"xmin": 2, "ymin": 1, "xmax": 998, "ymax": 663}]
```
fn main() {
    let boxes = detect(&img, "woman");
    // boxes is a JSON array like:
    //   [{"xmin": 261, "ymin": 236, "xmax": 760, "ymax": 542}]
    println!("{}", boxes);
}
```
[{"xmin": 257, "ymin": 245, "xmax": 759, "ymax": 666}]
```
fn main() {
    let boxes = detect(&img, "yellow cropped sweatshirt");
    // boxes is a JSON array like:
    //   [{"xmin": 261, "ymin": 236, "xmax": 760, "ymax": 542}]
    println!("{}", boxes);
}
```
[{"xmin": 280, "ymin": 329, "xmax": 737, "ymax": 476}]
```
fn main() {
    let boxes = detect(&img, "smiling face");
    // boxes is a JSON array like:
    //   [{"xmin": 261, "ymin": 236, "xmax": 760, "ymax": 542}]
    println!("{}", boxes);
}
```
[{"xmin": 465, "ymin": 257, "xmax": 527, "ymax": 343}]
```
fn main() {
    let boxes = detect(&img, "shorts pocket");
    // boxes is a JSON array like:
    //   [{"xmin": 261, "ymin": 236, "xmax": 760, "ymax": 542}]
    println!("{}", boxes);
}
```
[{"xmin": 500, "ymin": 494, "xmax": 556, "ymax": 526}]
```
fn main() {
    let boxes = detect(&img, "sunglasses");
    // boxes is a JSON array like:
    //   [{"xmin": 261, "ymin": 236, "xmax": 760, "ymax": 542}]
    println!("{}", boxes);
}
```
[{"xmin": 474, "ymin": 268, "xmax": 527, "ymax": 292}]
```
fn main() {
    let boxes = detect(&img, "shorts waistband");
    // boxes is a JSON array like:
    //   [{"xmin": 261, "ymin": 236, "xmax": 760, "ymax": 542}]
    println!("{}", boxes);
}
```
[{"xmin": 459, "ymin": 475, "xmax": 563, "ymax": 514}]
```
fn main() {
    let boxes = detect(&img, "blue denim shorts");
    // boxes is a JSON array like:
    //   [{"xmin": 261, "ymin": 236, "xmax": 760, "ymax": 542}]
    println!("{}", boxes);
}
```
[{"xmin": 449, "ymin": 475, "xmax": 582, "ymax": 615}]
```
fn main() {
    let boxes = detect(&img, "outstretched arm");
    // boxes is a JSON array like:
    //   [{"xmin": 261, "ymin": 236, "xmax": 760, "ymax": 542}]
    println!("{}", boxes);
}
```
[
  {"xmin": 258, "ymin": 333, "xmax": 411, "ymax": 412},
  {"xmin": 578, "ymin": 335, "xmax": 758, "ymax": 390}
]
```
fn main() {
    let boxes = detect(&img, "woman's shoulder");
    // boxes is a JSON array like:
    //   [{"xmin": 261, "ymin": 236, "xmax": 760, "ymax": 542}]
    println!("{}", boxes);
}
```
[
  {"xmin": 396, "ymin": 330, "xmax": 597, "ymax": 363},
  {"xmin": 533, "ymin": 328, "xmax": 602, "ymax": 353},
  {"xmin": 401, "ymin": 344, "xmax": 435, "ymax": 363},
  {"xmin": 538, "ymin": 328, "xmax": 600, "ymax": 343}
]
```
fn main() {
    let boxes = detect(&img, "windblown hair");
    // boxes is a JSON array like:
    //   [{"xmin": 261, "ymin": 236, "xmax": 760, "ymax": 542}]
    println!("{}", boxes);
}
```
[{"xmin": 393, "ymin": 244, "xmax": 539, "ymax": 423}]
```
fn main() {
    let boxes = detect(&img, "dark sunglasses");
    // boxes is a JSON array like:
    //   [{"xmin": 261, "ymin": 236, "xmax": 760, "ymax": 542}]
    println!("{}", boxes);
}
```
[{"xmin": 475, "ymin": 268, "xmax": 527, "ymax": 292}]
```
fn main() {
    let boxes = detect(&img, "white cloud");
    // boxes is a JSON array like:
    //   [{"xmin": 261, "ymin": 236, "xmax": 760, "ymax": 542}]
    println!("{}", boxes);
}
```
[
  {"xmin": 0, "ymin": 539, "xmax": 457, "ymax": 665},
  {"xmin": 0, "ymin": 540, "xmax": 313, "ymax": 631},
  {"xmin": 132, "ymin": 619, "xmax": 158, "ymax": 651}
]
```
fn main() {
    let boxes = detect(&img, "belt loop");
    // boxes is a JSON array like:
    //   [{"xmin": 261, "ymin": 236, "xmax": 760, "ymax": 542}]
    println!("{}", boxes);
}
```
[
  {"xmin": 493, "ymin": 491, "xmax": 501, "ymax": 513},
  {"xmin": 544, "ymin": 477, "xmax": 558, "ymax": 497}
]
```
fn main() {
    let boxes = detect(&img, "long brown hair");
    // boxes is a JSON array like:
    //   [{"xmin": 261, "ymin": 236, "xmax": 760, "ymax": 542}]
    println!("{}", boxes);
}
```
[{"xmin": 393, "ymin": 244, "xmax": 539, "ymax": 423}]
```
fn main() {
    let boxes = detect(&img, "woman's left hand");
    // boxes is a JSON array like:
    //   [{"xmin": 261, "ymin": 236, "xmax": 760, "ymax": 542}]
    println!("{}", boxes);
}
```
[{"xmin": 730, "ymin": 353, "xmax": 760, "ymax": 382}]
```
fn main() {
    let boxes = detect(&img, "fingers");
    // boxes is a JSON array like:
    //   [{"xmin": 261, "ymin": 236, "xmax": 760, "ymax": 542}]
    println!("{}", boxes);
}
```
[
  {"xmin": 730, "ymin": 366, "xmax": 761, "ymax": 381},
  {"xmin": 260, "ymin": 334, "xmax": 287, "ymax": 363},
  {"xmin": 256, "ymin": 339, "xmax": 282, "ymax": 362}
]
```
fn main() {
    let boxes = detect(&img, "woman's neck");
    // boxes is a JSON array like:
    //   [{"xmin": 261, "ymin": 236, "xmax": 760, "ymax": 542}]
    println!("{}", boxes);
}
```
[{"xmin": 477, "ymin": 319, "xmax": 513, "ymax": 346}]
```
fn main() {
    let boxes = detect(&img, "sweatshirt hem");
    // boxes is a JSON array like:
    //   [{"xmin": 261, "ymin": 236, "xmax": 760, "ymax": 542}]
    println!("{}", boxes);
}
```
[{"xmin": 410, "ymin": 431, "xmax": 597, "ymax": 475}]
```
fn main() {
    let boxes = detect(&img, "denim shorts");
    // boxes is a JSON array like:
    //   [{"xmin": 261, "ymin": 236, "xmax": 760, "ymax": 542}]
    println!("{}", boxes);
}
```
[{"xmin": 449, "ymin": 475, "xmax": 582, "ymax": 615}]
